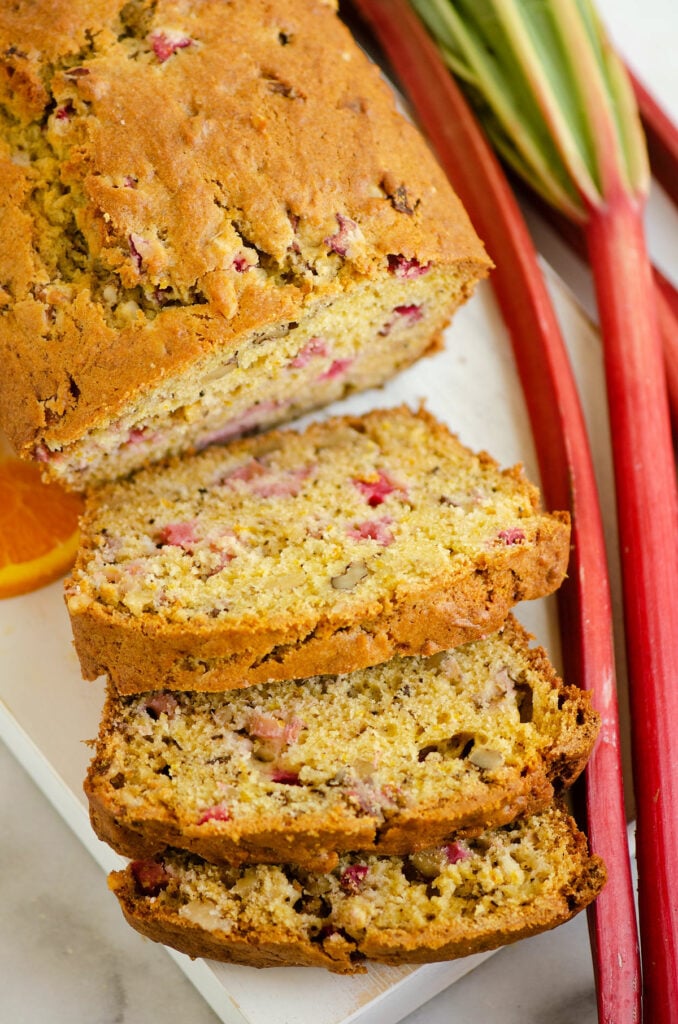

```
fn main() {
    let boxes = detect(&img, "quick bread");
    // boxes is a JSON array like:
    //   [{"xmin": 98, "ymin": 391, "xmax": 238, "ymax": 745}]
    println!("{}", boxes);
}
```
[
  {"xmin": 0, "ymin": 0, "xmax": 489, "ymax": 491},
  {"xmin": 86, "ymin": 617, "xmax": 598, "ymax": 869},
  {"xmin": 108, "ymin": 804, "xmax": 606, "ymax": 973},
  {"xmin": 65, "ymin": 407, "xmax": 571, "ymax": 693}
]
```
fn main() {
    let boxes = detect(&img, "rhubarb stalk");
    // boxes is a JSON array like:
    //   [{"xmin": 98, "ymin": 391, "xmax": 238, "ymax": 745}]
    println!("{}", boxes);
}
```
[
  {"xmin": 517, "ymin": 182, "xmax": 678, "ymax": 432},
  {"xmin": 631, "ymin": 70, "xmax": 678, "ymax": 209},
  {"xmin": 654, "ymin": 269, "xmax": 678, "ymax": 433},
  {"xmin": 350, "ymin": 1, "xmax": 639, "ymax": 1019},
  {"xmin": 409, "ymin": 1, "xmax": 678, "ymax": 1017}
]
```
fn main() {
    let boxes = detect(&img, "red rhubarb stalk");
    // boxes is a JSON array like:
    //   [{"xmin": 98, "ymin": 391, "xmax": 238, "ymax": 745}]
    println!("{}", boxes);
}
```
[
  {"xmin": 351, "ymin": 1, "xmax": 640, "ymax": 1019},
  {"xmin": 630, "ymin": 70, "xmax": 678, "ymax": 208},
  {"xmin": 654, "ymin": 269, "xmax": 678, "ymax": 433},
  {"xmin": 619, "ymin": 70, "xmax": 678, "ymax": 428},
  {"xmin": 518, "ymin": 184, "xmax": 678, "ymax": 431},
  {"xmin": 585, "ymin": 189, "xmax": 678, "ymax": 1020},
  {"xmin": 624, "ymin": 72, "xmax": 678, "ymax": 424},
  {"xmin": 406, "ymin": 1, "xmax": 678, "ymax": 1017}
]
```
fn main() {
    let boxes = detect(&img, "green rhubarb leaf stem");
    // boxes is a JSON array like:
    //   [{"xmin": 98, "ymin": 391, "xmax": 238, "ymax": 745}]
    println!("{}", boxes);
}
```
[
  {"xmin": 492, "ymin": 0, "xmax": 602, "ymax": 203},
  {"xmin": 419, "ymin": 0, "xmax": 584, "ymax": 217},
  {"xmin": 414, "ymin": 0, "xmax": 650, "ymax": 211},
  {"xmin": 549, "ymin": 0, "xmax": 647, "ymax": 197},
  {"xmin": 596, "ymin": 20, "xmax": 650, "ymax": 195},
  {"xmin": 547, "ymin": 0, "xmax": 624, "ymax": 195}
]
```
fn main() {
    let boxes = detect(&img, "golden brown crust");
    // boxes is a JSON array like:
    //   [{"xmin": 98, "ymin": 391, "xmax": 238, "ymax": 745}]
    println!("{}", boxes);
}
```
[
  {"xmin": 0, "ymin": 0, "xmax": 489, "ymax": 458},
  {"xmin": 70, "ymin": 529, "xmax": 570, "ymax": 692},
  {"xmin": 88, "ymin": 773, "xmax": 555, "ymax": 870},
  {"xmin": 355, "ymin": 858, "xmax": 607, "ymax": 969},
  {"xmin": 112, "ymin": 858, "xmax": 606, "ymax": 973},
  {"xmin": 109, "ymin": 868, "xmax": 348, "ymax": 971},
  {"xmin": 113, "ymin": 897, "xmax": 354, "ymax": 972}
]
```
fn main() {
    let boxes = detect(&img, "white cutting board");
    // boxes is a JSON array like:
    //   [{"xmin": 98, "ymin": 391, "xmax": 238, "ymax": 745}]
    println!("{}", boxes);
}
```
[
  {"xmin": 0, "ymin": 265, "xmax": 622, "ymax": 1024},
  {"xmin": 3, "ymin": 0, "xmax": 676, "ymax": 1017}
]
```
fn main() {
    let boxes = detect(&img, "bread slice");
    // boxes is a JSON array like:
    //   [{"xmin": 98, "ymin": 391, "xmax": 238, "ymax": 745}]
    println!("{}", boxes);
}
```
[
  {"xmin": 66, "ymin": 407, "xmax": 570, "ymax": 693},
  {"xmin": 108, "ymin": 804, "xmax": 606, "ymax": 974},
  {"xmin": 86, "ymin": 618, "xmax": 598, "ymax": 870},
  {"xmin": 0, "ymin": 0, "xmax": 489, "ymax": 491}
]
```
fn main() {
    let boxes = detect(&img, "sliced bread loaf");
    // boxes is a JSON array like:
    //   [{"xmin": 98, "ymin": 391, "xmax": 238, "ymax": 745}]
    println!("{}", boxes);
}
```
[
  {"xmin": 86, "ymin": 618, "xmax": 598, "ymax": 869},
  {"xmin": 66, "ymin": 407, "xmax": 570, "ymax": 693},
  {"xmin": 108, "ymin": 804, "xmax": 606, "ymax": 973}
]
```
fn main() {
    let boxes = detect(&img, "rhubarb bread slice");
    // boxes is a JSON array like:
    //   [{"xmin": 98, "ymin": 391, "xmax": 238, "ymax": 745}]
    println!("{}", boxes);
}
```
[
  {"xmin": 66, "ymin": 407, "xmax": 570, "ymax": 693},
  {"xmin": 108, "ymin": 804, "xmax": 606, "ymax": 974},
  {"xmin": 86, "ymin": 618, "xmax": 598, "ymax": 869},
  {"xmin": 0, "ymin": 0, "xmax": 489, "ymax": 491}
]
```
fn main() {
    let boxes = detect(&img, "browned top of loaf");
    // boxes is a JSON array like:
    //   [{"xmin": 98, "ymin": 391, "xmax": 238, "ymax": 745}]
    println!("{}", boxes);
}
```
[{"xmin": 0, "ymin": 0, "xmax": 489, "ymax": 454}]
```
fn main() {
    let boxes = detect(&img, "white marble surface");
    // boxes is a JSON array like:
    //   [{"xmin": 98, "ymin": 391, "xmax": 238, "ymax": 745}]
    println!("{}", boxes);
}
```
[
  {"xmin": 0, "ymin": 740, "xmax": 601, "ymax": 1024},
  {"xmin": 1, "ymin": 1, "xmax": 674, "ymax": 1022}
]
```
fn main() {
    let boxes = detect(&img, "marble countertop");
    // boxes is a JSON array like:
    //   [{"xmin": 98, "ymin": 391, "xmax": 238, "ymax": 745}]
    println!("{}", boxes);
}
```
[
  {"xmin": 0, "ymin": 740, "xmax": 602, "ymax": 1024},
  {"xmin": 0, "ymin": 1, "xmax": 673, "ymax": 1022}
]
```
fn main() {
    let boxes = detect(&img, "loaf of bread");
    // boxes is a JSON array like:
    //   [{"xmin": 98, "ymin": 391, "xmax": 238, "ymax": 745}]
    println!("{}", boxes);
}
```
[
  {"xmin": 86, "ymin": 617, "xmax": 598, "ymax": 869},
  {"xmin": 66, "ymin": 407, "xmax": 570, "ymax": 693},
  {"xmin": 108, "ymin": 804, "xmax": 606, "ymax": 974},
  {"xmin": 0, "ymin": 0, "xmax": 490, "ymax": 491}
]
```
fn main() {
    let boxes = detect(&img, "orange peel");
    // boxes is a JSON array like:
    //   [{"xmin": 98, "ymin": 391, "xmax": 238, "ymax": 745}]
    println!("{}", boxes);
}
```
[{"xmin": 0, "ymin": 454, "xmax": 84, "ymax": 599}]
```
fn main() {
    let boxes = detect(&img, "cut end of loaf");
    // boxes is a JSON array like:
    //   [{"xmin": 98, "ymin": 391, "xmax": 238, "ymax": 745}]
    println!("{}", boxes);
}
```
[{"xmin": 32, "ymin": 267, "xmax": 482, "ymax": 491}]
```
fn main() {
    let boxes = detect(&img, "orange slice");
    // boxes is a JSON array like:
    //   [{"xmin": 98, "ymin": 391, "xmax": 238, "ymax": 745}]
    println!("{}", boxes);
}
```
[{"xmin": 0, "ymin": 453, "xmax": 84, "ymax": 599}]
